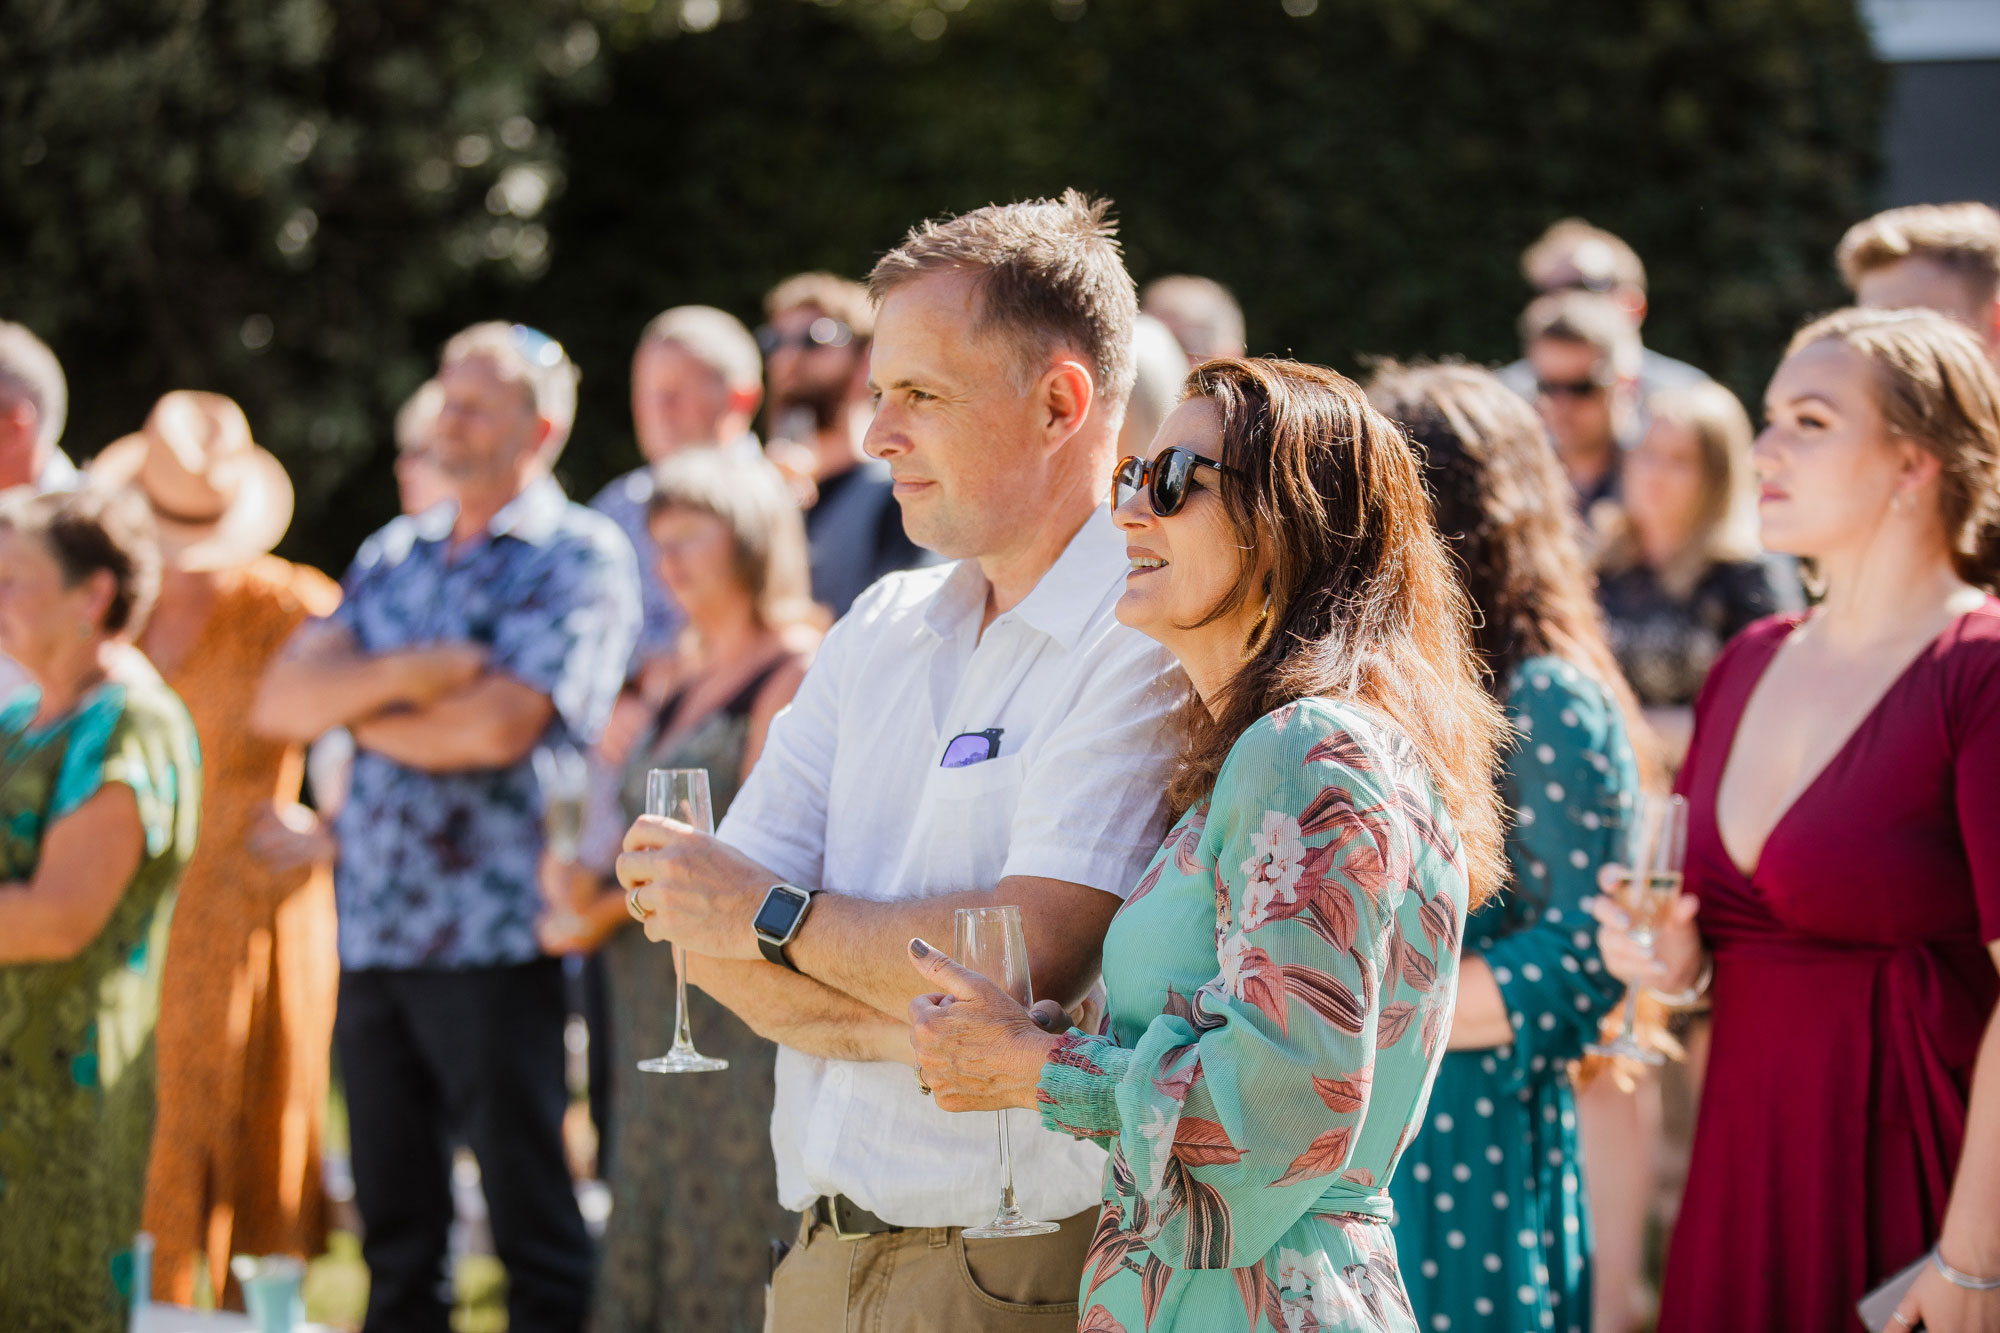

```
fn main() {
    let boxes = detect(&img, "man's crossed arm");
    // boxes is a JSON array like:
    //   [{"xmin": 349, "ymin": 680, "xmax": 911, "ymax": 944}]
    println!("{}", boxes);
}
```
[{"xmin": 252, "ymin": 620, "xmax": 553, "ymax": 772}]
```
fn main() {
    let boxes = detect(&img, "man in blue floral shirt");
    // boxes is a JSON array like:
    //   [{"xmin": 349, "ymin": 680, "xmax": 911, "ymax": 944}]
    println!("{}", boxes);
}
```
[{"xmin": 257, "ymin": 322, "xmax": 638, "ymax": 1333}]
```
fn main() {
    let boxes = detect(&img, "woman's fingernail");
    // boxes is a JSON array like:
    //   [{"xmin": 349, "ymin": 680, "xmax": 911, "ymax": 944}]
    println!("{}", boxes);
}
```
[{"xmin": 909, "ymin": 937, "xmax": 931, "ymax": 959}]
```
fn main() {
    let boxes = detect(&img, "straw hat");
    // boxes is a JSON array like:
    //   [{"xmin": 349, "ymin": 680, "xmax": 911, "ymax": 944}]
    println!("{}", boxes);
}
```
[{"xmin": 91, "ymin": 391, "xmax": 294, "ymax": 571}]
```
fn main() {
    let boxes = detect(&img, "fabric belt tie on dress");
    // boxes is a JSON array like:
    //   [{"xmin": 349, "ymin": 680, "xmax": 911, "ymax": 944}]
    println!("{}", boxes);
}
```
[{"xmin": 1308, "ymin": 1179, "xmax": 1395, "ymax": 1223}]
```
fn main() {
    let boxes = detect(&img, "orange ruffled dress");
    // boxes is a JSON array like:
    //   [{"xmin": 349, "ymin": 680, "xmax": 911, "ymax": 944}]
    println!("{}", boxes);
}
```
[{"xmin": 140, "ymin": 556, "xmax": 342, "ymax": 1305}]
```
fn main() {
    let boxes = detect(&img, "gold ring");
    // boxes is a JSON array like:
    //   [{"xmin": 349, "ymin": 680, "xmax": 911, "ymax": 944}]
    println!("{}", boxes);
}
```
[
  {"xmin": 916, "ymin": 1069, "xmax": 932, "ymax": 1096},
  {"xmin": 626, "ymin": 885, "xmax": 650, "ymax": 923}
]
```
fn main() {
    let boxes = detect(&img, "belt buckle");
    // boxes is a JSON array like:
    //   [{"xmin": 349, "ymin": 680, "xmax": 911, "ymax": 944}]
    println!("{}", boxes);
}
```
[{"xmin": 825, "ymin": 1196, "xmax": 870, "ymax": 1241}]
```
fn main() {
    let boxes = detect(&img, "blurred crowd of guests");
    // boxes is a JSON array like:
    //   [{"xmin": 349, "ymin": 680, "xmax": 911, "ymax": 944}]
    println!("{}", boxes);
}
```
[{"xmin": 0, "ymin": 193, "xmax": 1994, "ymax": 1333}]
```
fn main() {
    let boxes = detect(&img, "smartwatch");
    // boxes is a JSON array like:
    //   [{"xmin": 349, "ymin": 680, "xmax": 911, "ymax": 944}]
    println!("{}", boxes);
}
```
[{"xmin": 752, "ymin": 883, "xmax": 815, "ymax": 971}]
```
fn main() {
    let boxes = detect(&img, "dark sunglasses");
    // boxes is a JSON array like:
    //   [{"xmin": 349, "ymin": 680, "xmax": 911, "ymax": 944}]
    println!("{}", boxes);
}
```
[
  {"xmin": 1113, "ymin": 447, "xmax": 1239, "ymax": 518},
  {"xmin": 756, "ymin": 317, "xmax": 854, "ymax": 357},
  {"xmin": 1535, "ymin": 377, "xmax": 1611, "ymax": 400}
]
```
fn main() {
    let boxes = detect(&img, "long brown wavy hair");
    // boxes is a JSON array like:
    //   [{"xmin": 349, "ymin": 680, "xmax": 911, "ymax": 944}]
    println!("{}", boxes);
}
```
[
  {"xmin": 1366, "ymin": 361, "xmax": 1654, "ymax": 783},
  {"xmin": 1167, "ymin": 358, "xmax": 1509, "ymax": 908}
]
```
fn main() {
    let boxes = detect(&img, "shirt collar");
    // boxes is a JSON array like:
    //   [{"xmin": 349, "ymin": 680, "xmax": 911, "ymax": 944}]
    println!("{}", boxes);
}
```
[
  {"xmin": 923, "ymin": 506, "xmax": 1123, "ymax": 652},
  {"xmin": 419, "ymin": 476, "xmax": 569, "ymax": 548}
]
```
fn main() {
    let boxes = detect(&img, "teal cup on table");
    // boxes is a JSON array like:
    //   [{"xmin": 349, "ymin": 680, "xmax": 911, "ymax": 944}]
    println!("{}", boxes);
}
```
[{"xmin": 231, "ymin": 1255, "xmax": 306, "ymax": 1333}]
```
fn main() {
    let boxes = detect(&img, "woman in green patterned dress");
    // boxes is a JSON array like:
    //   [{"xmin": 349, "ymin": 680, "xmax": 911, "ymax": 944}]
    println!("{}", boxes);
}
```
[
  {"xmin": 909, "ymin": 359, "xmax": 1509, "ymax": 1333},
  {"xmin": 1368, "ymin": 365, "xmax": 1643, "ymax": 1333},
  {"xmin": 0, "ymin": 488, "xmax": 202, "ymax": 1333}
]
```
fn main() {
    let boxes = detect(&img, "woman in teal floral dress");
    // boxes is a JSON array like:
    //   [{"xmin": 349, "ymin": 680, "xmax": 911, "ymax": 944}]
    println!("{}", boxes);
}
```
[
  {"xmin": 1369, "ymin": 365, "xmax": 1643, "ymax": 1332},
  {"xmin": 0, "ymin": 489, "xmax": 202, "ymax": 1333},
  {"xmin": 910, "ymin": 359, "xmax": 1510, "ymax": 1333}
]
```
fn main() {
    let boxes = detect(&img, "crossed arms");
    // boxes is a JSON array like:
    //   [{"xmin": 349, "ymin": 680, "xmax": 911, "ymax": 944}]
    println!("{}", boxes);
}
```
[{"xmin": 251, "ymin": 619, "xmax": 552, "ymax": 772}]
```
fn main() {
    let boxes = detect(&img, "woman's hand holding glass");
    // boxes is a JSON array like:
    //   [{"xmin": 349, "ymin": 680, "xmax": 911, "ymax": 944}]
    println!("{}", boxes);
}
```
[
  {"xmin": 906, "ymin": 937, "xmax": 1058, "ymax": 1113},
  {"xmin": 1587, "ymin": 863, "xmax": 1704, "ymax": 994}
]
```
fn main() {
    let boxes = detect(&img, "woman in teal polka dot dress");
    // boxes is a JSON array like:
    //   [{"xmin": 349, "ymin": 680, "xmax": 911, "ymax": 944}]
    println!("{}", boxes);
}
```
[
  {"xmin": 0, "ymin": 492, "xmax": 202, "ymax": 1333},
  {"xmin": 1369, "ymin": 367, "xmax": 1643, "ymax": 1333}
]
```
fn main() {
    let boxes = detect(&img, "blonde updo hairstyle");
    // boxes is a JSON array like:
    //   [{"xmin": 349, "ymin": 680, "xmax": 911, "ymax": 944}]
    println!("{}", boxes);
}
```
[{"xmin": 1786, "ymin": 306, "xmax": 2000, "ymax": 592}]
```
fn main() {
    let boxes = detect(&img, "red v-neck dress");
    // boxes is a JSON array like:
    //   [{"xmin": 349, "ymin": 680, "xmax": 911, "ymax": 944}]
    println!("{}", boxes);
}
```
[{"xmin": 1659, "ymin": 602, "xmax": 2000, "ymax": 1332}]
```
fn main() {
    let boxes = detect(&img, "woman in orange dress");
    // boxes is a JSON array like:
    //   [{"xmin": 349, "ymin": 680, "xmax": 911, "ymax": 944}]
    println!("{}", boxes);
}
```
[{"xmin": 94, "ymin": 392, "xmax": 342, "ymax": 1307}]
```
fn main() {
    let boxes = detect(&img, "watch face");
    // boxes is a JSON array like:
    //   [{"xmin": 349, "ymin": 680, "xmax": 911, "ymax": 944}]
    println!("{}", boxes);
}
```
[{"xmin": 754, "ymin": 886, "xmax": 810, "ymax": 939}]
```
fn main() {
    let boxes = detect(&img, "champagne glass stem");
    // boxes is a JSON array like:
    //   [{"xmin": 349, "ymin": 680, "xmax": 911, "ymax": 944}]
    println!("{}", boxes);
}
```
[
  {"xmin": 995, "ymin": 1113, "xmax": 1018, "ymax": 1212},
  {"xmin": 672, "ymin": 943, "xmax": 697, "ymax": 1054},
  {"xmin": 1616, "ymin": 978, "xmax": 1641, "ymax": 1043}
]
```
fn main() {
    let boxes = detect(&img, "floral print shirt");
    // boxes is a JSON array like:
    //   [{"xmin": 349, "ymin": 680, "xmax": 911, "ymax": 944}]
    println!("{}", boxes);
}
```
[
  {"xmin": 328, "ymin": 479, "xmax": 640, "ymax": 970},
  {"xmin": 1037, "ymin": 698, "xmax": 1468, "ymax": 1332}
]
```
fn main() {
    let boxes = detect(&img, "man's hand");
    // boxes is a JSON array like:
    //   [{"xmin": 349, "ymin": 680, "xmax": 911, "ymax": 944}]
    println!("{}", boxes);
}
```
[
  {"xmin": 615, "ymin": 814, "xmax": 775, "ymax": 960},
  {"xmin": 390, "ymin": 643, "xmax": 489, "ymax": 706}
]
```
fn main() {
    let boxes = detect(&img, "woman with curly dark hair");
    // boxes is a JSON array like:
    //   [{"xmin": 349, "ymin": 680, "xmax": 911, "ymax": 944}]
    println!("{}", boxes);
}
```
[
  {"xmin": 1368, "ymin": 362, "xmax": 1645, "ymax": 1333},
  {"xmin": 908, "ymin": 357, "xmax": 1507, "ymax": 1332}
]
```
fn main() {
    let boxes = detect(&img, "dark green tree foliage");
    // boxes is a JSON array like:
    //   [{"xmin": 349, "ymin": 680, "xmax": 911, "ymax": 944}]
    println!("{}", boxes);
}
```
[
  {"xmin": 0, "ymin": 0, "xmax": 601, "ymax": 569},
  {"xmin": 4, "ymin": 0, "xmax": 1879, "ymax": 568}
]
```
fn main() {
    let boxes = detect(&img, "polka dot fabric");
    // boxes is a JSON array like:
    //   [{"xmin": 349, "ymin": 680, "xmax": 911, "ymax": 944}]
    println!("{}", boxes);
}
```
[{"xmin": 1387, "ymin": 657, "xmax": 1636, "ymax": 1331}]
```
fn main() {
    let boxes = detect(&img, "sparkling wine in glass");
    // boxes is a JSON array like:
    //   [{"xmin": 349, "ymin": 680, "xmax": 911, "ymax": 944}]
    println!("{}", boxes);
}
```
[
  {"xmin": 637, "ymin": 768, "xmax": 729, "ymax": 1075},
  {"xmin": 1587, "ymin": 793, "xmax": 1689, "ymax": 1064},
  {"xmin": 954, "ymin": 905, "xmax": 1061, "ymax": 1239},
  {"xmin": 533, "ymin": 744, "xmax": 589, "ymax": 939}
]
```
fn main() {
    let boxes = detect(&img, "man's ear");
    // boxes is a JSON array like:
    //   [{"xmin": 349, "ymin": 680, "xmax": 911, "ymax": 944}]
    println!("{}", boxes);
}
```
[{"xmin": 1037, "ymin": 358, "xmax": 1095, "ymax": 452}]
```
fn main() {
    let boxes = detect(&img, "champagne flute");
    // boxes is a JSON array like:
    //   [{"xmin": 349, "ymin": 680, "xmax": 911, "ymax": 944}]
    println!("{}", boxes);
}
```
[
  {"xmin": 954, "ymin": 905, "xmax": 1060, "ymax": 1239},
  {"xmin": 1587, "ymin": 793, "xmax": 1689, "ymax": 1064},
  {"xmin": 533, "ymin": 745, "xmax": 589, "ymax": 941},
  {"xmin": 637, "ymin": 769, "xmax": 729, "ymax": 1074}
]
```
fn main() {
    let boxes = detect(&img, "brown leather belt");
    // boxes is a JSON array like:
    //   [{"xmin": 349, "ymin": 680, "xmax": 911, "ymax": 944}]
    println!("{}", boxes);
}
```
[{"xmin": 808, "ymin": 1194, "xmax": 901, "ymax": 1239}]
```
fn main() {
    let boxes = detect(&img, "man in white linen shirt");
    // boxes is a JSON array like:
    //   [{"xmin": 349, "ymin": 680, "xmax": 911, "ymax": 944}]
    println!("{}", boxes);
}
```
[{"xmin": 617, "ymin": 191, "xmax": 1183, "ymax": 1330}]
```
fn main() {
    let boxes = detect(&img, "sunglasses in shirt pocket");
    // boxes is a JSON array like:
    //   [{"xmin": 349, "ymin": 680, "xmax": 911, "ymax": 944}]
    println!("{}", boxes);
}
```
[{"xmin": 923, "ymin": 752, "xmax": 1026, "ymax": 892}]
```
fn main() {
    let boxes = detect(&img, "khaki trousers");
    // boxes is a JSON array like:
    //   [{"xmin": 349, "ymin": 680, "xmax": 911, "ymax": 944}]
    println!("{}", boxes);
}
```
[{"xmin": 765, "ymin": 1206, "xmax": 1096, "ymax": 1333}]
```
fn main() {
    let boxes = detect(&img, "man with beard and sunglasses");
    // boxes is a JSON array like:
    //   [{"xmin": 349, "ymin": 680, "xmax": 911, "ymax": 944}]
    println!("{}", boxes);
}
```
[{"xmin": 760, "ymin": 273, "xmax": 932, "ymax": 617}]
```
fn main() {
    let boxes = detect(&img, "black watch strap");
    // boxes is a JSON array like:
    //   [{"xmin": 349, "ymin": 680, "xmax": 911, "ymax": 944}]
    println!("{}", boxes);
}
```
[{"xmin": 758, "ymin": 931, "xmax": 796, "ymax": 971}]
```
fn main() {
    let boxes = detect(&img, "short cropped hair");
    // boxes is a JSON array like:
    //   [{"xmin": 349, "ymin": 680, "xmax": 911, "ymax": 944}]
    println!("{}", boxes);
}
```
[
  {"xmin": 1836, "ymin": 202, "xmax": 2000, "ymax": 302},
  {"xmin": 869, "ymin": 189, "xmax": 1138, "ymax": 407},
  {"xmin": 0, "ymin": 485, "xmax": 161, "ymax": 636},
  {"xmin": 0, "ymin": 321, "xmax": 68, "ymax": 455},
  {"xmin": 765, "ymin": 273, "xmax": 875, "ymax": 341},
  {"xmin": 1141, "ymin": 275, "xmax": 1247, "ymax": 361},
  {"xmin": 440, "ymin": 322, "xmax": 580, "ymax": 448},
  {"xmin": 639, "ymin": 306, "xmax": 764, "ymax": 394},
  {"xmin": 1519, "ymin": 290, "xmax": 1642, "ymax": 378},
  {"xmin": 1521, "ymin": 219, "xmax": 1647, "ymax": 296}
]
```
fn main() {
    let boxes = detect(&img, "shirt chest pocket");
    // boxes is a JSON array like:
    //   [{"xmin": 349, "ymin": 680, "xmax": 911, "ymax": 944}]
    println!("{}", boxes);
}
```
[{"xmin": 920, "ymin": 753, "xmax": 1026, "ymax": 893}]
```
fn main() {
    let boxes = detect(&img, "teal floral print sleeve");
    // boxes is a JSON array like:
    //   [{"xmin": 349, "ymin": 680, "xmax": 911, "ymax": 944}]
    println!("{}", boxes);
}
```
[{"xmin": 1036, "ymin": 698, "xmax": 1470, "ymax": 1333}]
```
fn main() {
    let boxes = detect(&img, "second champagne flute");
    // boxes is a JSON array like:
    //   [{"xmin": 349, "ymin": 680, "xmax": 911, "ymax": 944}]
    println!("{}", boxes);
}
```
[
  {"xmin": 953, "ymin": 905, "xmax": 1060, "ymax": 1239},
  {"xmin": 1587, "ymin": 792, "xmax": 1689, "ymax": 1064},
  {"xmin": 637, "ymin": 768, "xmax": 729, "ymax": 1074}
]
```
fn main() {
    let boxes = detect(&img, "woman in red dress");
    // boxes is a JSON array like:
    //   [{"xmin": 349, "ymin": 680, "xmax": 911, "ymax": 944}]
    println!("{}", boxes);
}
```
[{"xmin": 1593, "ymin": 307, "xmax": 2000, "ymax": 1331}]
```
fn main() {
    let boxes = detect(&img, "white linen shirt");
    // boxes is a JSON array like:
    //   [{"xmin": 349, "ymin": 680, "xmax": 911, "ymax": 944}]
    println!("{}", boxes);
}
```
[{"xmin": 717, "ymin": 507, "xmax": 1183, "ymax": 1226}]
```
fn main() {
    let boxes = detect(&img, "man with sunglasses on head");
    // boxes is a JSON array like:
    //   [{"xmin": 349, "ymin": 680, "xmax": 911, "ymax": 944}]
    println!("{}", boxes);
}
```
[
  {"xmin": 254, "ymin": 323, "xmax": 639, "ymax": 1333},
  {"xmin": 614, "ymin": 192, "xmax": 1182, "ymax": 1331},
  {"xmin": 1497, "ymin": 218, "xmax": 1712, "ymax": 409},
  {"xmin": 760, "ymin": 272, "xmax": 933, "ymax": 617}
]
